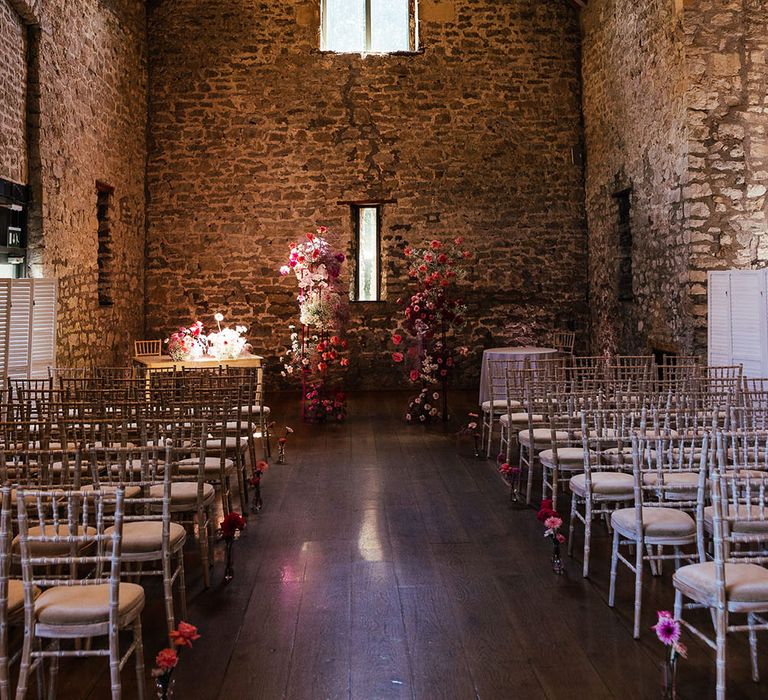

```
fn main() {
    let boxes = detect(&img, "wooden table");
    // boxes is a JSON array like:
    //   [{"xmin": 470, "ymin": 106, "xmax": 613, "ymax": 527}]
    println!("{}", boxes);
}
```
[{"xmin": 132, "ymin": 353, "xmax": 263, "ymax": 371}]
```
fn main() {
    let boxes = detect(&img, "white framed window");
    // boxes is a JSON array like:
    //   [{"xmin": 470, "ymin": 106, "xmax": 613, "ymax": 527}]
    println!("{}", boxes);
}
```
[
  {"xmin": 321, "ymin": 0, "xmax": 418, "ymax": 54},
  {"xmin": 352, "ymin": 205, "xmax": 381, "ymax": 301}
]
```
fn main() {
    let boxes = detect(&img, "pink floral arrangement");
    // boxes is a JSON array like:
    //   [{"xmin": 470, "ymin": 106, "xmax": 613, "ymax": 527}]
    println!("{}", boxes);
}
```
[
  {"xmin": 165, "ymin": 321, "xmax": 207, "ymax": 361},
  {"xmin": 305, "ymin": 388, "xmax": 347, "ymax": 423},
  {"xmin": 152, "ymin": 621, "xmax": 201, "ymax": 698}
]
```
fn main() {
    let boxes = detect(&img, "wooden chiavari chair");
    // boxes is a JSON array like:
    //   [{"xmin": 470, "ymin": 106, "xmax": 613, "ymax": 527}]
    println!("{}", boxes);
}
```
[
  {"xmin": 674, "ymin": 436, "xmax": 768, "ymax": 700},
  {"xmin": 608, "ymin": 434, "xmax": 701, "ymax": 638},
  {"xmin": 14, "ymin": 487, "xmax": 146, "ymax": 699},
  {"xmin": 569, "ymin": 410, "xmax": 636, "ymax": 578}
]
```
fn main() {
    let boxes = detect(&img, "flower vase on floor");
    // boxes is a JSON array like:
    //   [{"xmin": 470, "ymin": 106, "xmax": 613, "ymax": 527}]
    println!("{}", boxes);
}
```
[
  {"xmin": 155, "ymin": 678, "xmax": 175, "ymax": 699},
  {"xmin": 551, "ymin": 538, "xmax": 564, "ymax": 575},
  {"xmin": 277, "ymin": 442, "xmax": 285, "ymax": 464},
  {"xmin": 224, "ymin": 539, "xmax": 234, "ymax": 582},
  {"xmin": 661, "ymin": 659, "xmax": 678, "ymax": 699}
]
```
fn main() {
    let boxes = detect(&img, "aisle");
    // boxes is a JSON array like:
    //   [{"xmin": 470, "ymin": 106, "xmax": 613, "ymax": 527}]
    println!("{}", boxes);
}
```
[{"xmin": 71, "ymin": 391, "xmax": 765, "ymax": 699}]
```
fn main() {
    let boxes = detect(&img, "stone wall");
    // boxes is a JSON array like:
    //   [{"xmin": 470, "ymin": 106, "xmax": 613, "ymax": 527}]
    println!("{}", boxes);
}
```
[
  {"xmin": 0, "ymin": 0, "xmax": 27, "ymax": 185},
  {"xmin": 684, "ymin": 0, "xmax": 768, "ymax": 353},
  {"xmin": 5, "ymin": 0, "xmax": 148, "ymax": 366},
  {"xmin": 145, "ymin": 0, "xmax": 588, "ymax": 389},
  {"xmin": 581, "ymin": 0, "xmax": 690, "ymax": 356}
]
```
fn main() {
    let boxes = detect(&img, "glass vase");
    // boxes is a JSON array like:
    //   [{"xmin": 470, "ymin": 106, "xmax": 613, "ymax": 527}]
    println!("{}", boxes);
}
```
[
  {"xmin": 155, "ymin": 677, "xmax": 175, "ymax": 699},
  {"xmin": 661, "ymin": 658, "xmax": 677, "ymax": 699},
  {"xmin": 224, "ymin": 539, "xmax": 234, "ymax": 582},
  {"xmin": 277, "ymin": 443, "xmax": 285, "ymax": 464},
  {"xmin": 551, "ymin": 538, "xmax": 564, "ymax": 575}
]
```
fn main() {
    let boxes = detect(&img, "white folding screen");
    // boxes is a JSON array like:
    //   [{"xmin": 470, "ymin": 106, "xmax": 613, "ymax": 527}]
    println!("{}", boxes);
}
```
[
  {"xmin": 708, "ymin": 270, "xmax": 768, "ymax": 376},
  {"xmin": 0, "ymin": 279, "xmax": 58, "ymax": 381}
]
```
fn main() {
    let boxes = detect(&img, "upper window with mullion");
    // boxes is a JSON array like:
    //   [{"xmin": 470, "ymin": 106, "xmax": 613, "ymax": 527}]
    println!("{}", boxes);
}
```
[{"xmin": 322, "ymin": 0, "xmax": 417, "ymax": 54}]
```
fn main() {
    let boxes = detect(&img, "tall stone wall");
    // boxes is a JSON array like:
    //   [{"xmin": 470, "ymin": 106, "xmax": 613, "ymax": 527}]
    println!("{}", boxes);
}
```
[
  {"xmin": 581, "ymin": 0, "xmax": 690, "ymax": 356},
  {"xmin": 684, "ymin": 0, "xmax": 768, "ymax": 353},
  {"xmin": 0, "ymin": 0, "xmax": 27, "ymax": 185},
  {"xmin": 145, "ymin": 0, "xmax": 588, "ymax": 388},
  {"xmin": 6, "ymin": 0, "xmax": 148, "ymax": 366}
]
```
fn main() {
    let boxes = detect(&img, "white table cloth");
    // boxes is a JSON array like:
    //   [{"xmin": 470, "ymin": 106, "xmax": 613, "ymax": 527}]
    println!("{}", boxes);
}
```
[{"xmin": 478, "ymin": 346, "xmax": 559, "ymax": 404}]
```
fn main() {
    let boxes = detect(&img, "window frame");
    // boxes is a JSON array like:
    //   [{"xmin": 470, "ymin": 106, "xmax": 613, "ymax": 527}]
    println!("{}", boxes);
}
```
[
  {"xmin": 96, "ymin": 180, "xmax": 115, "ymax": 307},
  {"xmin": 321, "ymin": 0, "xmax": 419, "ymax": 54},
  {"xmin": 351, "ymin": 203, "xmax": 382, "ymax": 303},
  {"xmin": 0, "ymin": 178, "xmax": 28, "ymax": 279}
]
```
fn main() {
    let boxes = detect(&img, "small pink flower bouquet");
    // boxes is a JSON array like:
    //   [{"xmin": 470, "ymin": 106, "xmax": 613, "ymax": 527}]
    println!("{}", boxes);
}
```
[{"xmin": 165, "ymin": 321, "xmax": 207, "ymax": 361}]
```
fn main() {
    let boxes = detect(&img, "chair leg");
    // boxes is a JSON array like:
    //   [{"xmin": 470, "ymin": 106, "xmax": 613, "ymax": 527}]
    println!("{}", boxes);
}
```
[
  {"xmin": 134, "ymin": 618, "xmax": 146, "ymax": 700},
  {"xmin": 197, "ymin": 510, "xmax": 211, "ymax": 589},
  {"xmin": 582, "ymin": 498, "xmax": 592, "ymax": 579},
  {"xmin": 163, "ymin": 556, "xmax": 176, "ymax": 643},
  {"xmin": 15, "ymin": 622, "xmax": 34, "ymax": 700},
  {"xmin": 716, "ymin": 609, "xmax": 727, "ymax": 700},
  {"xmin": 109, "ymin": 625, "xmax": 121, "ymax": 700},
  {"xmin": 633, "ymin": 539, "xmax": 644, "ymax": 639},
  {"xmin": 568, "ymin": 496, "xmax": 577, "ymax": 557},
  {"xmin": 609, "ymin": 527, "xmax": 619, "ymax": 608},
  {"xmin": 177, "ymin": 551, "xmax": 188, "ymax": 621},
  {"xmin": 748, "ymin": 612, "xmax": 759, "ymax": 682},
  {"xmin": 46, "ymin": 640, "xmax": 60, "ymax": 700}
]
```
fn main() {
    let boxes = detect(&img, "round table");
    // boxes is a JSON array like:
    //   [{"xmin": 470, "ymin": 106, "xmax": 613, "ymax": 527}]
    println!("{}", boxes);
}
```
[{"xmin": 478, "ymin": 346, "xmax": 559, "ymax": 404}]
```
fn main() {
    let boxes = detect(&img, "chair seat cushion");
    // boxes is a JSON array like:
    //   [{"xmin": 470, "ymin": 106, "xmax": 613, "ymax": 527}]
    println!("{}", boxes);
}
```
[
  {"xmin": 178, "ymin": 456, "xmax": 235, "ymax": 476},
  {"xmin": 8, "ymin": 579, "xmax": 40, "ymax": 616},
  {"xmin": 105, "ymin": 521, "xmax": 186, "ymax": 553},
  {"xmin": 611, "ymin": 507, "xmax": 696, "ymax": 539},
  {"xmin": 703, "ymin": 505, "xmax": 768, "ymax": 535},
  {"xmin": 35, "ymin": 582, "xmax": 145, "ymax": 625},
  {"xmin": 12, "ymin": 525, "xmax": 97, "ymax": 556},
  {"xmin": 150, "ymin": 482, "xmax": 215, "ymax": 507},
  {"xmin": 481, "ymin": 399, "xmax": 521, "ymax": 413},
  {"xmin": 205, "ymin": 437, "xmax": 248, "ymax": 450},
  {"xmin": 674, "ymin": 562, "xmax": 768, "ymax": 604},
  {"xmin": 499, "ymin": 413, "xmax": 544, "ymax": 427},
  {"xmin": 236, "ymin": 405, "xmax": 271, "ymax": 415},
  {"xmin": 518, "ymin": 429, "xmax": 572, "ymax": 449},
  {"xmin": 603, "ymin": 446, "xmax": 634, "ymax": 465},
  {"xmin": 539, "ymin": 447, "xmax": 590, "ymax": 469},
  {"xmin": 570, "ymin": 471, "xmax": 635, "ymax": 498}
]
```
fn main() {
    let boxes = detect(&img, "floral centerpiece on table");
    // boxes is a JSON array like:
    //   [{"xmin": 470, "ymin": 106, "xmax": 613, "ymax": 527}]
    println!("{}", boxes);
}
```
[
  {"xmin": 390, "ymin": 237, "xmax": 471, "ymax": 423},
  {"xmin": 165, "ymin": 321, "xmax": 207, "ymax": 361},
  {"xmin": 279, "ymin": 227, "xmax": 350, "ymax": 422},
  {"xmin": 207, "ymin": 313, "xmax": 250, "ymax": 360}
]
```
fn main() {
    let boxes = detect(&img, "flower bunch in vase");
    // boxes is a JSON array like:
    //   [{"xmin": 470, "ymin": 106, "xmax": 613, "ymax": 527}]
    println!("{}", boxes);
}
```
[
  {"xmin": 653, "ymin": 610, "xmax": 687, "ymax": 699},
  {"xmin": 152, "ymin": 622, "xmax": 201, "ymax": 699},
  {"xmin": 537, "ymin": 499, "xmax": 566, "ymax": 574},
  {"xmin": 207, "ymin": 313, "xmax": 250, "ymax": 360},
  {"xmin": 165, "ymin": 321, "xmax": 207, "ymax": 361},
  {"xmin": 391, "ymin": 237, "xmax": 471, "ymax": 423},
  {"xmin": 219, "ymin": 512, "xmax": 246, "ymax": 582}
]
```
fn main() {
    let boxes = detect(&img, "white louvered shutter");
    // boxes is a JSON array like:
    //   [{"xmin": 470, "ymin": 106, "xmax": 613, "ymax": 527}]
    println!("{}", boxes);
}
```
[
  {"xmin": 728, "ymin": 271, "xmax": 766, "ymax": 377},
  {"xmin": 29, "ymin": 279, "xmax": 57, "ymax": 378},
  {"xmin": 708, "ymin": 271, "xmax": 732, "ymax": 367},
  {"xmin": 0, "ymin": 281, "xmax": 10, "ymax": 383},
  {"xmin": 7, "ymin": 279, "xmax": 33, "ymax": 380}
]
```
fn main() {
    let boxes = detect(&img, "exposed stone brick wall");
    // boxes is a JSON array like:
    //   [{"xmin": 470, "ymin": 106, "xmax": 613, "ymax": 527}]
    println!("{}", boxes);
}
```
[
  {"xmin": 21, "ymin": 0, "xmax": 147, "ymax": 366},
  {"xmin": 581, "ymin": 0, "xmax": 690, "ymax": 356},
  {"xmin": 684, "ymin": 0, "xmax": 768, "ymax": 353},
  {"xmin": 0, "ymin": 0, "xmax": 27, "ymax": 184},
  {"xmin": 145, "ymin": 0, "xmax": 588, "ymax": 389}
]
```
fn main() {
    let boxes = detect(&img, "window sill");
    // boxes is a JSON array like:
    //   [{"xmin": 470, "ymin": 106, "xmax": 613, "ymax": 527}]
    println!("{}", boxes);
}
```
[
  {"xmin": 315, "ymin": 48, "xmax": 425, "ymax": 57},
  {"xmin": 350, "ymin": 299, "xmax": 387, "ymax": 305}
]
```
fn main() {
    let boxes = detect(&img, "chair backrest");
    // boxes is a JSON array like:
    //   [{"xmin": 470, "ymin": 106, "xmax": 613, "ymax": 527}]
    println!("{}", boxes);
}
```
[
  {"xmin": 550, "ymin": 330, "xmax": 575, "ymax": 354},
  {"xmin": 134, "ymin": 340, "xmax": 162, "ymax": 358},
  {"xmin": 711, "ymin": 432, "xmax": 768, "ymax": 580},
  {"xmin": 15, "ymin": 488, "xmax": 125, "ymax": 626}
]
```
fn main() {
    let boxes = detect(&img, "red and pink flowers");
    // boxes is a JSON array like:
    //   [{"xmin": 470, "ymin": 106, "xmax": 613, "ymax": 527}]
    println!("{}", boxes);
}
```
[
  {"xmin": 153, "ymin": 622, "xmax": 201, "ymax": 698},
  {"xmin": 220, "ymin": 512, "xmax": 246, "ymax": 540},
  {"xmin": 165, "ymin": 321, "xmax": 207, "ymax": 361}
]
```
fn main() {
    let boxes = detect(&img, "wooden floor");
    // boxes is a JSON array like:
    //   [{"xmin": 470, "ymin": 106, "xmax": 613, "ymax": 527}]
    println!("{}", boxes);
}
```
[{"xmin": 48, "ymin": 391, "xmax": 768, "ymax": 698}]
